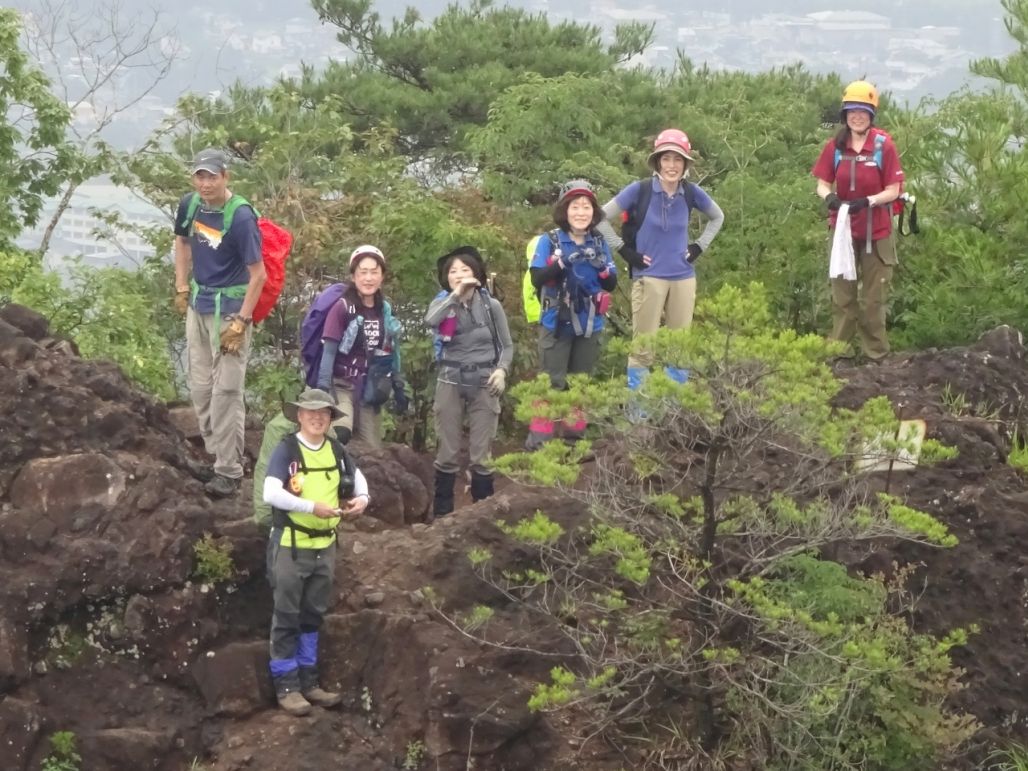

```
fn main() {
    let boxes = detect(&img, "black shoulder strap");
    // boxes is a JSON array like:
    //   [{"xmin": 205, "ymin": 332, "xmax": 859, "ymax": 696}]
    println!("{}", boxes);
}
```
[
  {"xmin": 283, "ymin": 432, "xmax": 303, "ymax": 471},
  {"xmin": 284, "ymin": 432, "xmax": 339, "ymax": 473},
  {"xmin": 634, "ymin": 178, "xmax": 653, "ymax": 228},
  {"xmin": 683, "ymin": 181, "xmax": 697, "ymax": 212},
  {"xmin": 325, "ymin": 436, "xmax": 352, "ymax": 472},
  {"xmin": 477, "ymin": 289, "xmax": 502, "ymax": 365}
]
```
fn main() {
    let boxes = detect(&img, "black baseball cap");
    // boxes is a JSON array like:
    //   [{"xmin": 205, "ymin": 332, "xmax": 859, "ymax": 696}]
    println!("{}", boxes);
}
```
[{"xmin": 191, "ymin": 148, "xmax": 230, "ymax": 174}]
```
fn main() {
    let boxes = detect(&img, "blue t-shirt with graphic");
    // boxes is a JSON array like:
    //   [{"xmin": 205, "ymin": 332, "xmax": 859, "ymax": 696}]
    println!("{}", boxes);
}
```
[
  {"xmin": 174, "ymin": 193, "xmax": 262, "ymax": 315},
  {"xmin": 530, "ymin": 229, "xmax": 616, "ymax": 335}
]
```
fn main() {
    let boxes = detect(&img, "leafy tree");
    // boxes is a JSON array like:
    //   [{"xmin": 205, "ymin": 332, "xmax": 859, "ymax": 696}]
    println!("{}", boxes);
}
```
[
  {"xmin": 21, "ymin": 1, "xmax": 176, "ymax": 254},
  {"xmin": 884, "ymin": 0, "xmax": 1028, "ymax": 348},
  {"xmin": 443, "ymin": 283, "xmax": 977, "ymax": 768},
  {"xmin": 0, "ymin": 8, "xmax": 74, "ymax": 246},
  {"xmin": 307, "ymin": 0, "xmax": 653, "ymax": 173}
]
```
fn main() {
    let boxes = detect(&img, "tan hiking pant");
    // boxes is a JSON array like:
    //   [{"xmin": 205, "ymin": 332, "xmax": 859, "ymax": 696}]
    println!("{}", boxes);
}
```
[
  {"xmin": 331, "ymin": 380, "xmax": 383, "ymax": 448},
  {"xmin": 829, "ymin": 234, "xmax": 897, "ymax": 360},
  {"xmin": 628, "ymin": 276, "xmax": 697, "ymax": 368},
  {"xmin": 433, "ymin": 380, "xmax": 499, "ymax": 475},
  {"xmin": 185, "ymin": 309, "xmax": 253, "ymax": 479}
]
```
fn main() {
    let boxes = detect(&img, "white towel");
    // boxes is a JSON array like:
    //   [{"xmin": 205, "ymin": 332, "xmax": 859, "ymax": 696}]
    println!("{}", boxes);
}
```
[{"xmin": 829, "ymin": 204, "xmax": 856, "ymax": 281}]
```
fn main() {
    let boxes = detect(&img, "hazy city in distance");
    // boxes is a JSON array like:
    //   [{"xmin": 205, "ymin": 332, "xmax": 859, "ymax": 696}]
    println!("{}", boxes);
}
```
[{"xmin": 11, "ymin": 0, "xmax": 1019, "ymax": 265}]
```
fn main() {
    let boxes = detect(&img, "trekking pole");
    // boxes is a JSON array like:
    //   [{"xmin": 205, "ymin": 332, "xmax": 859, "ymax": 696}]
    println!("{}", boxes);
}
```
[{"xmin": 487, "ymin": 272, "xmax": 496, "ymax": 295}]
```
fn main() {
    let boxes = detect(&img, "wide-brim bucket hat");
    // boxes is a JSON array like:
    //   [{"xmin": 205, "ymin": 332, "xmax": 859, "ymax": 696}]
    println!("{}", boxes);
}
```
[
  {"xmin": 436, "ymin": 246, "xmax": 488, "ymax": 291},
  {"xmin": 284, "ymin": 388, "xmax": 343, "ymax": 422},
  {"xmin": 647, "ymin": 128, "xmax": 696, "ymax": 171}
]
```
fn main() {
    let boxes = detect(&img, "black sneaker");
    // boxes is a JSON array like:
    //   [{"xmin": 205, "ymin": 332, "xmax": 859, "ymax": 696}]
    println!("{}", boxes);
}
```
[
  {"xmin": 204, "ymin": 474, "xmax": 240, "ymax": 498},
  {"xmin": 185, "ymin": 459, "xmax": 215, "ymax": 483}
]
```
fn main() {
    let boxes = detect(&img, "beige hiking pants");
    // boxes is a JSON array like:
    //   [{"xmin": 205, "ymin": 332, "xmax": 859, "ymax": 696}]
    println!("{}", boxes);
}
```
[
  {"xmin": 185, "ymin": 309, "xmax": 253, "ymax": 479},
  {"xmin": 628, "ymin": 276, "xmax": 697, "ymax": 369}
]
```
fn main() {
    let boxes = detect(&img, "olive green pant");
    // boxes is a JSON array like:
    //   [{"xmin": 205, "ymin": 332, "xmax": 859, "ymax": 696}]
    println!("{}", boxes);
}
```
[
  {"xmin": 628, "ymin": 276, "xmax": 697, "ymax": 369},
  {"xmin": 433, "ymin": 380, "xmax": 500, "ymax": 475},
  {"xmin": 829, "ymin": 234, "xmax": 897, "ymax": 360}
]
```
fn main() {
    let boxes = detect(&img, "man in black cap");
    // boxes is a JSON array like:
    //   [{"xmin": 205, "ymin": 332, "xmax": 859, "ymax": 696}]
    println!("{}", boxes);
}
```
[{"xmin": 174, "ymin": 148, "xmax": 266, "ymax": 497}]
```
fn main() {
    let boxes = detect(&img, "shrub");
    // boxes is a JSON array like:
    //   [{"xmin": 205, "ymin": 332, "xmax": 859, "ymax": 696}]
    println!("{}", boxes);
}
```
[
  {"xmin": 473, "ymin": 283, "xmax": 975, "ymax": 768},
  {"xmin": 192, "ymin": 532, "xmax": 235, "ymax": 584}
]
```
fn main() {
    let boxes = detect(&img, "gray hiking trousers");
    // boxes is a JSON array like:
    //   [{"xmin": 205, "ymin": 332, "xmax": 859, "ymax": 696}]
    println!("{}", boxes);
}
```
[{"xmin": 268, "ymin": 535, "xmax": 336, "ymax": 662}]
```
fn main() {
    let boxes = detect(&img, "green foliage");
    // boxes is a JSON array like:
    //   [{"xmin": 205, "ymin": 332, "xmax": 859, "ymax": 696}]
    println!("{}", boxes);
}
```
[
  {"xmin": 0, "ymin": 249, "xmax": 176, "ymax": 399},
  {"xmin": 890, "ymin": 14, "xmax": 1028, "ymax": 347},
  {"xmin": 309, "ymin": 0, "xmax": 651, "ymax": 171},
  {"xmin": 527, "ymin": 666, "xmax": 578, "ymax": 712},
  {"xmin": 0, "ymin": 9, "xmax": 75, "ymax": 246},
  {"xmin": 484, "ymin": 284, "xmax": 973, "ymax": 766},
  {"xmin": 881, "ymin": 495, "xmax": 959, "ymax": 547},
  {"xmin": 466, "ymin": 547, "xmax": 492, "ymax": 567},
  {"xmin": 41, "ymin": 731, "xmax": 81, "ymax": 771},
  {"xmin": 728, "ymin": 567, "xmax": 978, "ymax": 769},
  {"xmin": 246, "ymin": 357, "xmax": 304, "ymax": 423},
  {"xmin": 589, "ymin": 525, "xmax": 651, "ymax": 584},
  {"xmin": 496, "ymin": 510, "xmax": 565, "ymax": 546},
  {"xmin": 459, "ymin": 604, "xmax": 494, "ymax": 633},
  {"xmin": 401, "ymin": 739, "xmax": 426, "ymax": 770},
  {"xmin": 45, "ymin": 624, "xmax": 89, "ymax": 670},
  {"xmin": 919, "ymin": 439, "xmax": 960, "ymax": 464},
  {"xmin": 988, "ymin": 742, "xmax": 1028, "ymax": 771},
  {"xmin": 1008, "ymin": 434, "xmax": 1028, "ymax": 474},
  {"xmin": 192, "ymin": 533, "xmax": 235, "ymax": 584}
]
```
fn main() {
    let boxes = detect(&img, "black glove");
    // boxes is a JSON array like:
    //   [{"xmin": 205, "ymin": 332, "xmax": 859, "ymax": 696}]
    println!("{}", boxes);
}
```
[
  {"xmin": 389, "ymin": 376, "xmax": 410, "ymax": 415},
  {"xmin": 824, "ymin": 193, "xmax": 842, "ymax": 211},
  {"xmin": 389, "ymin": 394, "xmax": 409, "ymax": 416},
  {"xmin": 687, "ymin": 243, "xmax": 703, "ymax": 264},
  {"xmin": 618, "ymin": 246, "xmax": 648, "ymax": 272},
  {"xmin": 846, "ymin": 197, "xmax": 870, "ymax": 213},
  {"xmin": 534, "ymin": 260, "xmax": 565, "ymax": 284}
]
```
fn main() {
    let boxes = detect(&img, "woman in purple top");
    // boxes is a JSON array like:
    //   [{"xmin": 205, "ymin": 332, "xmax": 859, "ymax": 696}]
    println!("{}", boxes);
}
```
[
  {"xmin": 316, "ymin": 245, "xmax": 406, "ymax": 448},
  {"xmin": 598, "ymin": 129, "xmax": 725, "ymax": 389}
]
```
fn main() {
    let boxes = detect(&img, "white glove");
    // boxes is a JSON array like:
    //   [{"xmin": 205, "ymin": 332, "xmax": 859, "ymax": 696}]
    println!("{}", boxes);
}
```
[{"xmin": 486, "ymin": 368, "xmax": 506, "ymax": 397}]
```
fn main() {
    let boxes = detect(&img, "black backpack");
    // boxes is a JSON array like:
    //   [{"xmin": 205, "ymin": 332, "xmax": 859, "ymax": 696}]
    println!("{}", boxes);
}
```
[{"xmin": 620, "ymin": 178, "xmax": 698, "ymax": 276}]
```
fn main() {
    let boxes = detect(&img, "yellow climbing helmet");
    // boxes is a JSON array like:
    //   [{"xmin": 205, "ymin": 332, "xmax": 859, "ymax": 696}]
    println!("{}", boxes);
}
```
[{"xmin": 841, "ymin": 80, "xmax": 879, "ymax": 116}]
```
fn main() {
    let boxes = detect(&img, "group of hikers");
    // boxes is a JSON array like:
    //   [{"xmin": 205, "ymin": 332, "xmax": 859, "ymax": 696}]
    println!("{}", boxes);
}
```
[{"xmin": 172, "ymin": 80, "xmax": 905, "ymax": 715}]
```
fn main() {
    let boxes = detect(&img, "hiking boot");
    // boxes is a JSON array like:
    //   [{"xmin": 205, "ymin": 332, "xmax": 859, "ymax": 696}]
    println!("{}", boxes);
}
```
[
  {"xmin": 184, "ymin": 459, "xmax": 215, "ymax": 483},
  {"xmin": 204, "ymin": 474, "xmax": 240, "ymax": 498},
  {"xmin": 433, "ymin": 469, "xmax": 456, "ymax": 518},
  {"xmin": 470, "ymin": 471, "xmax": 494, "ymax": 502},
  {"xmin": 302, "ymin": 685, "xmax": 342, "ymax": 708},
  {"xmin": 277, "ymin": 690, "xmax": 312, "ymax": 716}
]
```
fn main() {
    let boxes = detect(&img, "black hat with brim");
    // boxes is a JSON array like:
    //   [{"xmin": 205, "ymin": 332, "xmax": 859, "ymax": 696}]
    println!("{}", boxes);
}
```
[{"xmin": 436, "ymin": 246, "xmax": 487, "ymax": 291}]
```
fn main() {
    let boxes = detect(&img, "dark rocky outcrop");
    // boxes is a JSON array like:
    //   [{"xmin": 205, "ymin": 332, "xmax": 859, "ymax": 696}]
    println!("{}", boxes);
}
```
[{"xmin": 0, "ymin": 302, "xmax": 1025, "ymax": 770}]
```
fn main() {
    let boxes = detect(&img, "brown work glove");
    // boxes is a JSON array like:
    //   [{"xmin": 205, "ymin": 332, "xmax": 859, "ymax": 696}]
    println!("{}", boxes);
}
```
[
  {"xmin": 219, "ymin": 315, "xmax": 250, "ymax": 354},
  {"xmin": 174, "ymin": 288, "xmax": 190, "ymax": 316}
]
